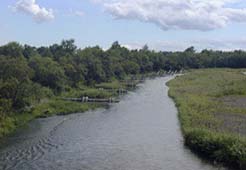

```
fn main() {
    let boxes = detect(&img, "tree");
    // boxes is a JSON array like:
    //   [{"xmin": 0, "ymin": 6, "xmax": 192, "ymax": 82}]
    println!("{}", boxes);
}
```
[
  {"xmin": 49, "ymin": 39, "xmax": 77, "ymax": 61},
  {"xmin": 37, "ymin": 46, "xmax": 53, "ymax": 58},
  {"xmin": 0, "ymin": 56, "xmax": 35, "ymax": 109},
  {"xmin": 77, "ymin": 47, "xmax": 106, "ymax": 84},
  {"xmin": 0, "ymin": 42, "xmax": 23, "ymax": 58},
  {"xmin": 29, "ymin": 56, "xmax": 66, "ymax": 93},
  {"xmin": 61, "ymin": 39, "xmax": 77, "ymax": 54},
  {"xmin": 0, "ymin": 56, "xmax": 33, "ymax": 83},
  {"xmin": 111, "ymin": 41, "xmax": 121, "ymax": 49},
  {"xmin": 122, "ymin": 61, "xmax": 140, "ymax": 74},
  {"xmin": 59, "ymin": 56, "xmax": 86, "ymax": 87},
  {"xmin": 185, "ymin": 46, "xmax": 195, "ymax": 53},
  {"xmin": 142, "ymin": 44, "xmax": 149, "ymax": 51},
  {"xmin": 23, "ymin": 45, "xmax": 39, "ymax": 59}
]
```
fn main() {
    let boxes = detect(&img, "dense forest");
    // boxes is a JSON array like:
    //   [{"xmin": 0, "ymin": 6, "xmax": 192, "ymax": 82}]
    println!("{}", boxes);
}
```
[{"xmin": 1, "ymin": 39, "xmax": 246, "ymax": 124}]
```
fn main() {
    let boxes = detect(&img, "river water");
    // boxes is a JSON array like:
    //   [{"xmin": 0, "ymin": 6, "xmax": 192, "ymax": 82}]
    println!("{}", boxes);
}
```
[{"xmin": 0, "ymin": 77, "xmax": 228, "ymax": 170}]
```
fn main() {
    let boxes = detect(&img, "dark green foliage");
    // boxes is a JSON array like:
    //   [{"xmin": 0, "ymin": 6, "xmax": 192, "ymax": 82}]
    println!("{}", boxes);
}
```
[
  {"xmin": 37, "ymin": 46, "xmax": 52, "ymax": 58},
  {"xmin": 2, "ymin": 40, "xmax": 246, "ymax": 112},
  {"xmin": 77, "ymin": 47, "xmax": 106, "ymax": 84},
  {"xmin": 0, "ymin": 42, "xmax": 24, "ymax": 58},
  {"xmin": 29, "ymin": 56, "xmax": 66, "ymax": 92},
  {"xmin": 0, "ymin": 56, "xmax": 35, "ymax": 109},
  {"xmin": 23, "ymin": 45, "xmax": 39, "ymax": 59}
]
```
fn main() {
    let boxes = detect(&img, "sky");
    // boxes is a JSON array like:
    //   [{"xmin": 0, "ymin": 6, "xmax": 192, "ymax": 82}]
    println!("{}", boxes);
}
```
[{"xmin": 1, "ymin": 0, "xmax": 246, "ymax": 51}]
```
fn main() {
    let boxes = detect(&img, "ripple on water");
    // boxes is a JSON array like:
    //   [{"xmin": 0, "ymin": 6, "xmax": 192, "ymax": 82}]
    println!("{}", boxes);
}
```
[{"xmin": 0, "ymin": 77, "xmax": 230, "ymax": 170}]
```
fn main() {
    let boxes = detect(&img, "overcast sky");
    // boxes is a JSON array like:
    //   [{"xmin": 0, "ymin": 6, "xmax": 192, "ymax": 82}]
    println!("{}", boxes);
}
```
[{"xmin": 1, "ymin": 0, "xmax": 246, "ymax": 51}]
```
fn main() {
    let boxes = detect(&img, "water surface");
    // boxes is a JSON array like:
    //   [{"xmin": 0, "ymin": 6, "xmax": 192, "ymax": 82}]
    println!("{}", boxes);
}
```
[{"xmin": 0, "ymin": 77, "xmax": 229, "ymax": 170}]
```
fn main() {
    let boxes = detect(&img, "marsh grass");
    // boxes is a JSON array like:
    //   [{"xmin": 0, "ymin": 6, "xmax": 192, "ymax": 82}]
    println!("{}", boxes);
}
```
[
  {"xmin": 168, "ymin": 69, "xmax": 246, "ymax": 169},
  {"xmin": 95, "ymin": 81, "xmax": 124, "ymax": 89},
  {"xmin": 0, "ymin": 99, "xmax": 102, "ymax": 138}
]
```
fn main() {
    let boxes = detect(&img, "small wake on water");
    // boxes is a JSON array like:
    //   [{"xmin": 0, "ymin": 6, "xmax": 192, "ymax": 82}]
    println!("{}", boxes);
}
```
[
  {"xmin": 0, "ymin": 116, "xmax": 72, "ymax": 170},
  {"xmin": 0, "ymin": 77, "xmax": 228, "ymax": 170}
]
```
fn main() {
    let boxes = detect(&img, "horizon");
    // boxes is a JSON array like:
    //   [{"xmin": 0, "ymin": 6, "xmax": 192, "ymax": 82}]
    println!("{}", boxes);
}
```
[{"xmin": 2, "ymin": 39, "xmax": 246, "ymax": 53}]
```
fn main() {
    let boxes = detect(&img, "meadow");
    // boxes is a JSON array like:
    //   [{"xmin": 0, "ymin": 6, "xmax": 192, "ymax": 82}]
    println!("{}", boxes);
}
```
[{"xmin": 168, "ymin": 69, "xmax": 246, "ymax": 169}]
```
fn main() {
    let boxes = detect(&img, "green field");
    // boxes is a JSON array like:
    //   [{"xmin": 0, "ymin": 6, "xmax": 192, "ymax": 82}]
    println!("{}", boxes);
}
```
[{"xmin": 168, "ymin": 69, "xmax": 246, "ymax": 169}]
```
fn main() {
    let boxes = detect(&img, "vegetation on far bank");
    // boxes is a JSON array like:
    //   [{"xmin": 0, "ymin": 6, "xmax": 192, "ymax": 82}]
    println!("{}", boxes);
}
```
[
  {"xmin": 167, "ymin": 69, "xmax": 246, "ymax": 169},
  {"xmin": 0, "ymin": 79, "xmax": 129, "ymax": 138},
  {"xmin": 2, "ymin": 39, "xmax": 246, "ymax": 139},
  {"xmin": 0, "ymin": 99, "xmax": 101, "ymax": 138}
]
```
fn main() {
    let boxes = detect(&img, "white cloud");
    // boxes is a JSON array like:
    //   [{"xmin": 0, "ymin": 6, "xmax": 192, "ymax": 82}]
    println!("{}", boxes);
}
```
[
  {"xmin": 122, "ymin": 43, "xmax": 144, "ymax": 50},
  {"xmin": 95, "ymin": 0, "xmax": 246, "ymax": 31},
  {"xmin": 13, "ymin": 0, "xmax": 54, "ymax": 23},
  {"xmin": 121, "ymin": 38, "xmax": 246, "ymax": 51}
]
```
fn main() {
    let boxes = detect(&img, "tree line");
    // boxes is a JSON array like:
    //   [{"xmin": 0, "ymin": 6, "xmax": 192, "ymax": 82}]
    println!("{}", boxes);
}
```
[{"xmin": 1, "ymin": 39, "xmax": 246, "ymax": 119}]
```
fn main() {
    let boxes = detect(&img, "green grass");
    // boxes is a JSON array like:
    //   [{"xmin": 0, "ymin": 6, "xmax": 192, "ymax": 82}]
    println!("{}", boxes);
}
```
[
  {"xmin": 0, "ymin": 99, "xmax": 102, "ymax": 138},
  {"xmin": 79, "ymin": 89, "xmax": 115, "ymax": 98},
  {"xmin": 61, "ymin": 86, "xmax": 117, "ymax": 99},
  {"xmin": 32, "ymin": 99, "xmax": 101, "ymax": 116},
  {"xmin": 95, "ymin": 81, "xmax": 123, "ymax": 89},
  {"xmin": 168, "ymin": 69, "xmax": 246, "ymax": 169}
]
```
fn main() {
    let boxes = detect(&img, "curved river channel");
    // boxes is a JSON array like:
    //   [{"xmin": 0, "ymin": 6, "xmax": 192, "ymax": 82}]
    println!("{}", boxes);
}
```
[{"xmin": 0, "ymin": 77, "xmax": 229, "ymax": 170}]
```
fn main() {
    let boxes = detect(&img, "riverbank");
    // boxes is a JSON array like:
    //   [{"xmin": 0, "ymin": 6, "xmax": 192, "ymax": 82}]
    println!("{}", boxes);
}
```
[
  {"xmin": 167, "ymin": 69, "xmax": 246, "ymax": 169},
  {"xmin": 0, "ymin": 75, "xmax": 149, "ymax": 138},
  {"xmin": 0, "ymin": 99, "xmax": 105, "ymax": 138}
]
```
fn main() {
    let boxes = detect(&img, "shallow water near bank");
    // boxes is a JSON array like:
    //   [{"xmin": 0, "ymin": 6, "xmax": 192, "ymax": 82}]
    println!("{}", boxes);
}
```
[{"xmin": 0, "ymin": 77, "xmax": 229, "ymax": 170}]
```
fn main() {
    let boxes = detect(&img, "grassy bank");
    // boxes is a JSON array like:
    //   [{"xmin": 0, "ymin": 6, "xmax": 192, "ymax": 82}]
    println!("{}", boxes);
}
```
[
  {"xmin": 0, "ymin": 99, "xmax": 102, "ymax": 138},
  {"xmin": 0, "ymin": 80, "xmax": 132, "ymax": 138},
  {"xmin": 167, "ymin": 69, "xmax": 246, "ymax": 169}
]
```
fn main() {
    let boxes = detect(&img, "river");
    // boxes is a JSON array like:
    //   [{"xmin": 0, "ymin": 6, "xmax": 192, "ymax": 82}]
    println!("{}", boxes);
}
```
[{"xmin": 0, "ymin": 76, "xmax": 228, "ymax": 170}]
